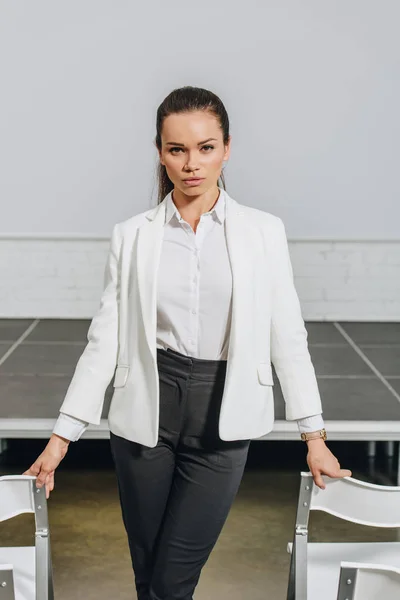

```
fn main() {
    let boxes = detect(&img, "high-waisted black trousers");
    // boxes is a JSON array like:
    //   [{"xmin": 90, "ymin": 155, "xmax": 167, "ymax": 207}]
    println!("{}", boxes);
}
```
[{"xmin": 109, "ymin": 347, "xmax": 251, "ymax": 600}]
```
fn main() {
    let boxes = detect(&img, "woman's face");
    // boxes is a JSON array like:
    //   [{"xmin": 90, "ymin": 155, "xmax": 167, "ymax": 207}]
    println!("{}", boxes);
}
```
[{"xmin": 158, "ymin": 110, "xmax": 230, "ymax": 195}]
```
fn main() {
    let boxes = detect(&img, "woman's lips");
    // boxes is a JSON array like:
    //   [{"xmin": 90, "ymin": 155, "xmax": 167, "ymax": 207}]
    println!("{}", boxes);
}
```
[{"xmin": 183, "ymin": 178, "xmax": 204, "ymax": 186}]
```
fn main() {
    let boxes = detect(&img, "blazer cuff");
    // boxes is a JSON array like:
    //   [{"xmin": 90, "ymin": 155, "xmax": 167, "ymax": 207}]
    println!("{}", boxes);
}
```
[
  {"xmin": 296, "ymin": 413, "xmax": 325, "ymax": 434},
  {"xmin": 53, "ymin": 412, "xmax": 89, "ymax": 442}
]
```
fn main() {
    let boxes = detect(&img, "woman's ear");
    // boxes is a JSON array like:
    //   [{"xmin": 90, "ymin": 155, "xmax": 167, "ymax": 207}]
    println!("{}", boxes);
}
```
[
  {"xmin": 224, "ymin": 136, "xmax": 231, "ymax": 161},
  {"xmin": 154, "ymin": 141, "xmax": 163, "ymax": 164}
]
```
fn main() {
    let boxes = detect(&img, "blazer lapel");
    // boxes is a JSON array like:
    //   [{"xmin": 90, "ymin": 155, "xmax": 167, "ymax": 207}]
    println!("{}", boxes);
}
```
[
  {"xmin": 224, "ymin": 193, "xmax": 254, "ymax": 362},
  {"xmin": 136, "ymin": 198, "xmax": 167, "ymax": 358}
]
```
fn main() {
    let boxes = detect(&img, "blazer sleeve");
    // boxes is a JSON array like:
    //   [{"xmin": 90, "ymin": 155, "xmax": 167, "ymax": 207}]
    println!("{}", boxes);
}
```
[
  {"xmin": 57, "ymin": 223, "xmax": 122, "ymax": 425},
  {"xmin": 270, "ymin": 217, "xmax": 323, "ymax": 421}
]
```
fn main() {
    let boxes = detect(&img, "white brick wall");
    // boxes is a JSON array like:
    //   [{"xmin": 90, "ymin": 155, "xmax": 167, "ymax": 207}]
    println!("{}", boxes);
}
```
[
  {"xmin": 0, "ymin": 236, "xmax": 399, "ymax": 320},
  {"xmin": 0, "ymin": 236, "xmax": 109, "ymax": 318},
  {"xmin": 289, "ymin": 240, "xmax": 400, "ymax": 320}
]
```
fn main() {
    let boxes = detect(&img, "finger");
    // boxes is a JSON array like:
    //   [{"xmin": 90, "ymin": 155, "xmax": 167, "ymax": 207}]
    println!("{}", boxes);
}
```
[
  {"xmin": 318, "ymin": 468, "xmax": 353, "ymax": 482},
  {"xmin": 46, "ymin": 473, "xmax": 54, "ymax": 490},
  {"xmin": 340, "ymin": 469, "xmax": 352, "ymax": 477},
  {"xmin": 36, "ymin": 466, "xmax": 51, "ymax": 488},
  {"xmin": 312, "ymin": 471, "xmax": 326, "ymax": 490},
  {"xmin": 45, "ymin": 473, "xmax": 55, "ymax": 498},
  {"xmin": 23, "ymin": 463, "xmax": 40, "ymax": 477}
]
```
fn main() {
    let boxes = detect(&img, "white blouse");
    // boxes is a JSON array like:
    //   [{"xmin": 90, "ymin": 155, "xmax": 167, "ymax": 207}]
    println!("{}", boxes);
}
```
[{"xmin": 53, "ymin": 188, "xmax": 324, "ymax": 441}]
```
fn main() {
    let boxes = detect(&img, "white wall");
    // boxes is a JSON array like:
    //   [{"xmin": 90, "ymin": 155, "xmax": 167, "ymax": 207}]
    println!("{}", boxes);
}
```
[
  {"xmin": 0, "ymin": 1, "xmax": 399, "ymax": 319},
  {"xmin": 1, "ymin": 0, "xmax": 399, "ymax": 237}
]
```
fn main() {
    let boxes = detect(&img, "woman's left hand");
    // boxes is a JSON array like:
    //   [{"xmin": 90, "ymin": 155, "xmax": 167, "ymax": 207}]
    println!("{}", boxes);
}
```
[{"xmin": 306, "ymin": 439, "xmax": 352, "ymax": 489}]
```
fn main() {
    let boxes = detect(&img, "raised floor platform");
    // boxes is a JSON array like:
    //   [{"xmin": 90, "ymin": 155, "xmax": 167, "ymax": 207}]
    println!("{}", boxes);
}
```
[{"xmin": 1, "ymin": 319, "xmax": 400, "ymax": 482}]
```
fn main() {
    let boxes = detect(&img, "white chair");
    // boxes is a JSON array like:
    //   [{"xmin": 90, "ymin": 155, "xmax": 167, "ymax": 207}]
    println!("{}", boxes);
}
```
[
  {"xmin": 337, "ymin": 561, "xmax": 400, "ymax": 599},
  {"xmin": 286, "ymin": 471, "xmax": 400, "ymax": 600},
  {"xmin": 0, "ymin": 475, "xmax": 54, "ymax": 600}
]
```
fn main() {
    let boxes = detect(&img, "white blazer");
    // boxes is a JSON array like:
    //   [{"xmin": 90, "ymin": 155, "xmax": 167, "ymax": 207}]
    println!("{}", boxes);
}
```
[{"xmin": 59, "ymin": 189, "xmax": 323, "ymax": 447}]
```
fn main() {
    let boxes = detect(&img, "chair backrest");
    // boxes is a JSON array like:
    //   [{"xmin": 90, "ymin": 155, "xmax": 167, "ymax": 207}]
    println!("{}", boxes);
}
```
[
  {"xmin": 299, "ymin": 471, "xmax": 400, "ymax": 528},
  {"xmin": 0, "ymin": 476, "xmax": 37, "ymax": 522},
  {"xmin": 337, "ymin": 561, "xmax": 400, "ymax": 600},
  {"xmin": 0, "ymin": 564, "xmax": 16, "ymax": 600},
  {"xmin": 287, "ymin": 472, "xmax": 400, "ymax": 600},
  {"xmin": 0, "ymin": 475, "xmax": 50, "ymax": 539}
]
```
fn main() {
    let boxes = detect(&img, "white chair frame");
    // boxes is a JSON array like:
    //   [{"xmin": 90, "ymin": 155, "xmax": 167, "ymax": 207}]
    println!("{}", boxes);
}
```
[
  {"xmin": 0, "ymin": 475, "xmax": 54, "ymax": 600},
  {"xmin": 337, "ymin": 561, "xmax": 400, "ymax": 599},
  {"xmin": 286, "ymin": 471, "xmax": 400, "ymax": 600}
]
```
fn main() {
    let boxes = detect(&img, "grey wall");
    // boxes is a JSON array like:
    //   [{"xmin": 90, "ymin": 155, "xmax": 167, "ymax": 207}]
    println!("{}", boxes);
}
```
[{"xmin": 0, "ymin": 1, "xmax": 398, "ymax": 238}]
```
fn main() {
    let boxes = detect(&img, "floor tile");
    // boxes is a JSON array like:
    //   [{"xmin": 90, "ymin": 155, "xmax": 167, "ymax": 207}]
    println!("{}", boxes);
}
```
[
  {"xmin": 273, "ymin": 376, "xmax": 400, "ymax": 421},
  {"xmin": 0, "ymin": 375, "xmax": 113, "ymax": 419},
  {"xmin": 339, "ymin": 322, "xmax": 400, "ymax": 344},
  {"xmin": 0, "ymin": 343, "xmax": 87, "ymax": 375},
  {"xmin": 0, "ymin": 319, "xmax": 35, "ymax": 342},
  {"xmin": 387, "ymin": 378, "xmax": 400, "ymax": 395},
  {"xmin": 357, "ymin": 346, "xmax": 400, "ymax": 377},
  {"xmin": 25, "ymin": 319, "xmax": 91, "ymax": 342},
  {"xmin": 0, "ymin": 342, "xmax": 15, "ymax": 357},
  {"xmin": 307, "ymin": 345, "xmax": 373, "ymax": 376},
  {"xmin": 304, "ymin": 322, "xmax": 346, "ymax": 344}
]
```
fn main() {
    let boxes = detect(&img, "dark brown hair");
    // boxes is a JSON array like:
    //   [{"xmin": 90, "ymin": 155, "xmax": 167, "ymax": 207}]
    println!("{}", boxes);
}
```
[{"xmin": 154, "ymin": 86, "xmax": 230, "ymax": 204}]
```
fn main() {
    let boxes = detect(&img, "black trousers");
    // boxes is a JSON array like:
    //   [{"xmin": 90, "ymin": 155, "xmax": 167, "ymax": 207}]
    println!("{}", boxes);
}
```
[{"xmin": 109, "ymin": 347, "xmax": 251, "ymax": 600}]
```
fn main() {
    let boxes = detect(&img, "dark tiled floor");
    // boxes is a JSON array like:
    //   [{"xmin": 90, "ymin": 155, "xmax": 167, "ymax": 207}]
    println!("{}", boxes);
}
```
[
  {"xmin": 0, "ymin": 319, "xmax": 399, "ymax": 422},
  {"xmin": 0, "ymin": 319, "xmax": 37, "ymax": 341},
  {"xmin": 307, "ymin": 344, "xmax": 375, "ymax": 376},
  {"xmin": 390, "ymin": 379, "xmax": 400, "ymax": 395},
  {"xmin": 290, "ymin": 377, "xmax": 400, "ymax": 421},
  {"xmin": 25, "ymin": 319, "xmax": 91, "ymax": 343},
  {"xmin": 357, "ymin": 345, "xmax": 400, "ymax": 376},
  {"xmin": 0, "ymin": 342, "xmax": 86, "ymax": 375},
  {"xmin": 338, "ymin": 322, "xmax": 400, "ymax": 345},
  {"xmin": 304, "ymin": 322, "xmax": 347, "ymax": 344}
]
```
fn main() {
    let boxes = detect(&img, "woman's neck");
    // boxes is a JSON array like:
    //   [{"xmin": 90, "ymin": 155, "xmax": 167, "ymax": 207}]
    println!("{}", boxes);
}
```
[{"xmin": 171, "ymin": 186, "xmax": 220, "ymax": 225}]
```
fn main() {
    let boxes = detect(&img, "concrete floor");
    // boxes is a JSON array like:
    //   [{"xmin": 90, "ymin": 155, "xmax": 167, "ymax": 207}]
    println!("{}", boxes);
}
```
[{"xmin": 0, "ymin": 439, "xmax": 398, "ymax": 599}]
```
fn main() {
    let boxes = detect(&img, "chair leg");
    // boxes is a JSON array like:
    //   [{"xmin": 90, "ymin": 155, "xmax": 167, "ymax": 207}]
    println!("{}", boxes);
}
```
[
  {"xmin": 286, "ymin": 541, "xmax": 295, "ymax": 600},
  {"xmin": 48, "ymin": 536, "xmax": 55, "ymax": 600},
  {"xmin": 36, "ymin": 533, "xmax": 50, "ymax": 600},
  {"xmin": 294, "ymin": 532, "xmax": 308, "ymax": 600},
  {"xmin": 367, "ymin": 441, "xmax": 377, "ymax": 458},
  {"xmin": 286, "ymin": 532, "xmax": 308, "ymax": 600},
  {"xmin": 0, "ymin": 438, "xmax": 8, "ymax": 455},
  {"xmin": 397, "ymin": 442, "xmax": 400, "ymax": 487},
  {"xmin": 384, "ymin": 441, "xmax": 395, "ymax": 458}
]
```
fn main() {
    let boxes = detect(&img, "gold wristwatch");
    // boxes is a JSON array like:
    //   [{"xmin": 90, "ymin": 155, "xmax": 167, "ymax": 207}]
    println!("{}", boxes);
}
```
[{"xmin": 300, "ymin": 428, "xmax": 327, "ymax": 442}]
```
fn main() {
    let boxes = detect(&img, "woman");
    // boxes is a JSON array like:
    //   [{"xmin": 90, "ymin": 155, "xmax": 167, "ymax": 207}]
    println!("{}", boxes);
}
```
[{"xmin": 24, "ymin": 86, "xmax": 351, "ymax": 600}]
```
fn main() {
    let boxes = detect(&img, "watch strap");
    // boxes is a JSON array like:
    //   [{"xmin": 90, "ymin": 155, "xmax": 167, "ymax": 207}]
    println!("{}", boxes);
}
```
[{"xmin": 300, "ymin": 428, "xmax": 327, "ymax": 442}]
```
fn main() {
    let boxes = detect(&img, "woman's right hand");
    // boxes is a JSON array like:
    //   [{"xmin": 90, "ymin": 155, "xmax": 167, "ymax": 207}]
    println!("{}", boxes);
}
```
[{"xmin": 22, "ymin": 434, "xmax": 70, "ymax": 499}]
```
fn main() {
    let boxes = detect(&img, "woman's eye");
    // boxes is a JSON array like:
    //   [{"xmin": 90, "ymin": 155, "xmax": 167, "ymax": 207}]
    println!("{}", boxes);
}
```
[{"xmin": 169, "ymin": 145, "xmax": 214, "ymax": 154}]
